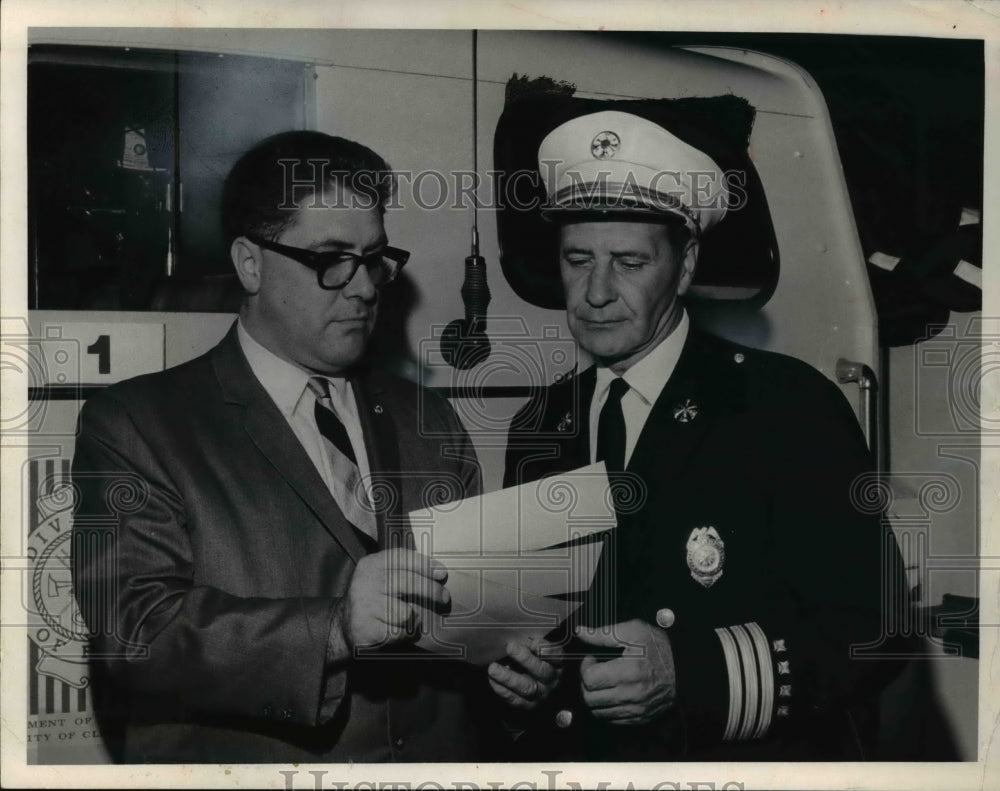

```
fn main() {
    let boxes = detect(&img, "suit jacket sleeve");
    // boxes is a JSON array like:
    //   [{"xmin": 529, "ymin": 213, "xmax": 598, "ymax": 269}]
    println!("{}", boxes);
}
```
[
  {"xmin": 72, "ymin": 391, "xmax": 343, "ymax": 727},
  {"xmin": 427, "ymin": 386, "xmax": 483, "ymax": 501}
]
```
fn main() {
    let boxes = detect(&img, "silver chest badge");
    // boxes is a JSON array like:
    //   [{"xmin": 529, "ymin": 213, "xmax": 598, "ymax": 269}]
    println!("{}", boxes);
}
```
[{"xmin": 686, "ymin": 526, "xmax": 725, "ymax": 587}]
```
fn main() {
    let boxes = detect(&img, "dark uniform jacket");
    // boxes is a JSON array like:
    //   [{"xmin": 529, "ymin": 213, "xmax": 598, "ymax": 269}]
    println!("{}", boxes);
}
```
[
  {"xmin": 503, "ymin": 328, "xmax": 907, "ymax": 761},
  {"xmin": 71, "ymin": 324, "xmax": 488, "ymax": 763}
]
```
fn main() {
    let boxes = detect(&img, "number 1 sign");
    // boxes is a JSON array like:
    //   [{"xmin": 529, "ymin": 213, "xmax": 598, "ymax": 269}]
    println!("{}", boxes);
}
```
[{"xmin": 39, "ymin": 323, "xmax": 165, "ymax": 386}]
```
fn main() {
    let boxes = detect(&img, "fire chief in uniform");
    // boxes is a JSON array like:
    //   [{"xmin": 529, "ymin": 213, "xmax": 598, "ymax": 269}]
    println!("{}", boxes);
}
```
[
  {"xmin": 71, "ymin": 132, "xmax": 487, "ymax": 763},
  {"xmin": 488, "ymin": 108, "xmax": 908, "ymax": 760}
]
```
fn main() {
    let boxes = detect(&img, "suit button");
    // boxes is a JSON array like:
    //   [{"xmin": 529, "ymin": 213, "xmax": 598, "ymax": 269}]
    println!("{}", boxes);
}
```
[
  {"xmin": 262, "ymin": 704, "xmax": 273, "ymax": 717},
  {"xmin": 655, "ymin": 608, "xmax": 676, "ymax": 628},
  {"xmin": 395, "ymin": 736, "xmax": 405, "ymax": 749},
  {"xmin": 555, "ymin": 709, "xmax": 573, "ymax": 729},
  {"xmin": 281, "ymin": 709, "xmax": 292, "ymax": 720}
]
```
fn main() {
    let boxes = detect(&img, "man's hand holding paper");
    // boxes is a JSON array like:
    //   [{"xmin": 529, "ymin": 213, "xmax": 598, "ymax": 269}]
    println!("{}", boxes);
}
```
[{"xmin": 335, "ymin": 548, "xmax": 452, "ymax": 652}]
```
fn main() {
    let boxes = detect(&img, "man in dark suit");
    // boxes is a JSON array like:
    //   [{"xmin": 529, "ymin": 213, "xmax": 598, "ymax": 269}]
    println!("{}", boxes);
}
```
[
  {"xmin": 71, "ymin": 131, "xmax": 487, "ymax": 763},
  {"xmin": 488, "ymin": 109, "xmax": 908, "ymax": 759}
]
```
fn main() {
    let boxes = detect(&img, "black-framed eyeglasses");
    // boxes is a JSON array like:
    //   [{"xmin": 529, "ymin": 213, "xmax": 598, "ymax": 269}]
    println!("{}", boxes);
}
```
[{"xmin": 246, "ymin": 234, "xmax": 410, "ymax": 290}]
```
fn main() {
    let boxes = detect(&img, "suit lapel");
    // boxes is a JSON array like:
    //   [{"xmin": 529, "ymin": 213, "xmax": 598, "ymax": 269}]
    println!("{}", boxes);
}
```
[
  {"xmin": 351, "ymin": 374, "xmax": 408, "ymax": 549},
  {"xmin": 211, "ymin": 326, "xmax": 368, "ymax": 563},
  {"xmin": 554, "ymin": 368, "xmax": 595, "ymax": 472},
  {"xmin": 598, "ymin": 329, "xmax": 744, "ymax": 595},
  {"xmin": 627, "ymin": 329, "xmax": 740, "ymax": 486},
  {"xmin": 553, "ymin": 331, "xmax": 742, "ymax": 483}
]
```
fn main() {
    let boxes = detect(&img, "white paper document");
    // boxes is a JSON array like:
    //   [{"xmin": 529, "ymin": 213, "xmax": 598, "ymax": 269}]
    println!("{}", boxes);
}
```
[{"xmin": 407, "ymin": 462, "xmax": 616, "ymax": 665}]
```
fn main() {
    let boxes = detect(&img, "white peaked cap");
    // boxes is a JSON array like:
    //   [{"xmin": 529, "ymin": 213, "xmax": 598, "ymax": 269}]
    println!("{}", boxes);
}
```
[{"xmin": 537, "ymin": 110, "xmax": 730, "ymax": 233}]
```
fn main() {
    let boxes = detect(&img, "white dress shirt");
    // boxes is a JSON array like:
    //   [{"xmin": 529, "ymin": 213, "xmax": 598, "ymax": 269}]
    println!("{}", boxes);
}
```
[
  {"xmin": 589, "ymin": 311, "xmax": 690, "ymax": 467},
  {"xmin": 237, "ymin": 320, "xmax": 373, "ymax": 504}
]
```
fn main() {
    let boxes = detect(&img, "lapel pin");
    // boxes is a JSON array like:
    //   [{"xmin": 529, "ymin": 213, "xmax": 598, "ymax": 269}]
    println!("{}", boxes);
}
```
[
  {"xmin": 373, "ymin": 404, "xmax": 384, "ymax": 415},
  {"xmin": 556, "ymin": 411, "xmax": 573, "ymax": 432},
  {"xmin": 673, "ymin": 398, "xmax": 699, "ymax": 423}
]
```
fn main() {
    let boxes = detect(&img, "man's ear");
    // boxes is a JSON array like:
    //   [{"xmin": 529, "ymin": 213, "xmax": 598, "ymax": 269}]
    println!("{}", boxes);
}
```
[
  {"xmin": 676, "ymin": 236, "xmax": 699, "ymax": 297},
  {"xmin": 231, "ymin": 237, "xmax": 263, "ymax": 295}
]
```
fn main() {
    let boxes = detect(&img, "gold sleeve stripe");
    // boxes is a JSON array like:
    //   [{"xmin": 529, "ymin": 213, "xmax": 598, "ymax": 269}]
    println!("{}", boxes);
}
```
[
  {"xmin": 715, "ymin": 625, "xmax": 743, "ymax": 741},
  {"xmin": 731, "ymin": 624, "xmax": 759, "ymax": 741},
  {"xmin": 745, "ymin": 621, "xmax": 775, "ymax": 739}
]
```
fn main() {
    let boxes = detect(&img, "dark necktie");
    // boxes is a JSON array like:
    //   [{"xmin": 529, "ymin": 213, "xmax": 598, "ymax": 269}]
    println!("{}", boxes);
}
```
[
  {"xmin": 311, "ymin": 384, "xmax": 357, "ymax": 464},
  {"xmin": 307, "ymin": 376, "xmax": 377, "ymax": 542},
  {"xmin": 596, "ymin": 377, "xmax": 630, "ymax": 473}
]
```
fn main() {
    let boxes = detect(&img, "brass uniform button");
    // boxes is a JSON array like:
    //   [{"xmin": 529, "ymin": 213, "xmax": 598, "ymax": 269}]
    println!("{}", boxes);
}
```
[{"xmin": 655, "ymin": 608, "xmax": 676, "ymax": 628}]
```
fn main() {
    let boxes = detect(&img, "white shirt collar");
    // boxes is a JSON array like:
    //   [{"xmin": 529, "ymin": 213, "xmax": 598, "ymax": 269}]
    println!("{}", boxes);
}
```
[
  {"xmin": 237, "ymin": 319, "xmax": 316, "ymax": 417},
  {"xmin": 594, "ymin": 310, "xmax": 690, "ymax": 404}
]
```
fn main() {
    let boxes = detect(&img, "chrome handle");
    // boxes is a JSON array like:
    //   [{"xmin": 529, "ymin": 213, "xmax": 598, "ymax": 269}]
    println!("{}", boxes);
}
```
[{"xmin": 836, "ymin": 358, "xmax": 880, "ymax": 469}]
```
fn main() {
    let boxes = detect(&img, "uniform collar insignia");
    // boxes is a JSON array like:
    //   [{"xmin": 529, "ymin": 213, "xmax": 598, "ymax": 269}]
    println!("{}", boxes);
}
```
[
  {"xmin": 673, "ymin": 398, "xmax": 699, "ymax": 423},
  {"xmin": 556, "ymin": 410, "xmax": 573, "ymax": 432}
]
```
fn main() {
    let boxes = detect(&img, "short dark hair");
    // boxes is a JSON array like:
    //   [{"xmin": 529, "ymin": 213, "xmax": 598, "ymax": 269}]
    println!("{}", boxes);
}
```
[{"xmin": 220, "ymin": 131, "xmax": 394, "ymax": 242}]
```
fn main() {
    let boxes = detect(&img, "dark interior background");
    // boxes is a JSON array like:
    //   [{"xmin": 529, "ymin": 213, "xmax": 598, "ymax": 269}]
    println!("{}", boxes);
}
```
[{"xmin": 621, "ymin": 33, "xmax": 984, "ymax": 262}]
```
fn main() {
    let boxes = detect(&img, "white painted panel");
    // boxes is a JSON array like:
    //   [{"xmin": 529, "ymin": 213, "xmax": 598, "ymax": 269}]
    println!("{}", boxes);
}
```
[
  {"xmin": 29, "ymin": 311, "xmax": 234, "ymax": 369},
  {"xmin": 33, "ymin": 321, "xmax": 164, "ymax": 385},
  {"xmin": 479, "ymin": 32, "xmax": 810, "ymax": 116},
  {"xmin": 315, "ymin": 56, "xmax": 581, "ymax": 396},
  {"xmin": 28, "ymin": 28, "xmax": 471, "ymax": 78}
]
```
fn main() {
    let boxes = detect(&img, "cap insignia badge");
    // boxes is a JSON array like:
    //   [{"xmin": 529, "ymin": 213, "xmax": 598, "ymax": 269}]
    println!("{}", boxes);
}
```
[
  {"xmin": 591, "ymin": 130, "xmax": 620, "ymax": 160},
  {"xmin": 673, "ymin": 398, "xmax": 698, "ymax": 423},
  {"xmin": 686, "ymin": 526, "xmax": 725, "ymax": 587}
]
